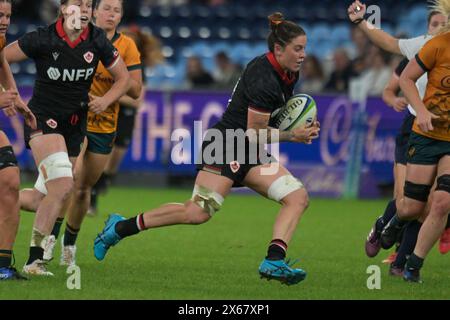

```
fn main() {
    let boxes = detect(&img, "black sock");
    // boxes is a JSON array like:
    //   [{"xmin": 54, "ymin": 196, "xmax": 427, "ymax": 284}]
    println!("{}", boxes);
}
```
[
  {"xmin": 406, "ymin": 253, "xmax": 424, "ymax": 270},
  {"xmin": 27, "ymin": 247, "xmax": 44, "ymax": 265},
  {"xmin": 0, "ymin": 250, "xmax": 12, "ymax": 268},
  {"xmin": 90, "ymin": 189, "xmax": 98, "ymax": 208},
  {"xmin": 63, "ymin": 224, "xmax": 80, "ymax": 246},
  {"xmin": 377, "ymin": 199, "xmax": 397, "ymax": 230},
  {"xmin": 51, "ymin": 217, "xmax": 64, "ymax": 239},
  {"xmin": 266, "ymin": 239, "xmax": 287, "ymax": 261},
  {"xmin": 391, "ymin": 214, "xmax": 408, "ymax": 228},
  {"xmin": 115, "ymin": 214, "xmax": 145, "ymax": 239},
  {"xmin": 392, "ymin": 220, "xmax": 422, "ymax": 269},
  {"xmin": 94, "ymin": 173, "xmax": 114, "ymax": 193}
]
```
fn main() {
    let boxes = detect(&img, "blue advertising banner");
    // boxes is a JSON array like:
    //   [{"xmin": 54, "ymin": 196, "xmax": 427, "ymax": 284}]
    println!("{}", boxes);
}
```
[{"xmin": 0, "ymin": 88, "xmax": 405, "ymax": 198}]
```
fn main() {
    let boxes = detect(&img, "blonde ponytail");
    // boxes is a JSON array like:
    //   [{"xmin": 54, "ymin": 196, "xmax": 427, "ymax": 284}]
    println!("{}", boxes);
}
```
[{"xmin": 430, "ymin": 0, "xmax": 450, "ymax": 34}]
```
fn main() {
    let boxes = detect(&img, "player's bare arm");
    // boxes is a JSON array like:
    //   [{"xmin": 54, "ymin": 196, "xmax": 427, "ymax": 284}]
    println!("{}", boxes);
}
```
[
  {"xmin": 126, "ymin": 68, "xmax": 142, "ymax": 99},
  {"xmin": 347, "ymin": 0, "xmax": 401, "ymax": 54},
  {"xmin": 247, "ymin": 108, "xmax": 319, "ymax": 144},
  {"xmin": 0, "ymin": 47, "xmax": 36, "ymax": 128},
  {"xmin": 89, "ymin": 56, "xmax": 130, "ymax": 114},
  {"xmin": 382, "ymin": 72, "xmax": 408, "ymax": 112},
  {"xmin": 4, "ymin": 40, "xmax": 28, "ymax": 63}
]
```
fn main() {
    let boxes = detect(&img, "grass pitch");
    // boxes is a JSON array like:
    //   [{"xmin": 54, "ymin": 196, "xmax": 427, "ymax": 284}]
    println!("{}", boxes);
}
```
[{"xmin": 1, "ymin": 187, "xmax": 449, "ymax": 300}]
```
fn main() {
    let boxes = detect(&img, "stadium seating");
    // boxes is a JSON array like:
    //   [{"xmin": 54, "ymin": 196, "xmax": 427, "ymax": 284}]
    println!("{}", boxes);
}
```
[{"xmin": 6, "ymin": 0, "xmax": 428, "ymax": 89}]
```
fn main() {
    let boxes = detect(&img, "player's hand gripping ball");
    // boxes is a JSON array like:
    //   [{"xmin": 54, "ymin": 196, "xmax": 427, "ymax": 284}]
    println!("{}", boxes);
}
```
[{"xmin": 272, "ymin": 93, "xmax": 317, "ymax": 131}]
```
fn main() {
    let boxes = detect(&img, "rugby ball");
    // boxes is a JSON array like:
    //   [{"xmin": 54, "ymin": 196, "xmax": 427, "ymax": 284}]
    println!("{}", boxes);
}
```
[{"xmin": 272, "ymin": 94, "xmax": 317, "ymax": 131}]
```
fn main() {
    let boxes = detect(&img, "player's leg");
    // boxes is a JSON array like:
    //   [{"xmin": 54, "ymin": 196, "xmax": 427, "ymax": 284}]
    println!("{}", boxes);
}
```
[
  {"xmin": 62, "ymin": 143, "xmax": 110, "ymax": 266},
  {"xmin": 23, "ymin": 134, "xmax": 73, "ymax": 276},
  {"xmin": 20, "ymin": 187, "xmax": 45, "ymax": 213},
  {"xmin": 366, "ymin": 163, "xmax": 405, "ymax": 258},
  {"xmin": 90, "ymin": 106, "xmax": 136, "ymax": 214},
  {"xmin": 93, "ymin": 170, "xmax": 233, "ymax": 261},
  {"xmin": 381, "ymin": 163, "xmax": 434, "ymax": 249},
  {"xmin": 102, "ymin": 105, "xmax": 136, "ymax": 187},
  {"xmin": 89, "ymin": 148, "xmax": 122, "ymax": 215},
  {"xmin": 366, "ymin": 114, "xmax": 412, "ymax": 257},
  {"xmin": 438, "ymin": 214, "xmax": 450, "ymax": 254},
  {"xmin": 242, "ymin": 163, "xmax": 307, "ymax": 285},
  {"xmin": 380, "ymin": 133, "xmax": 437, "ymax": 250},
  {"xmin": 0, "ymin": 132, "xmax": 27, "ymax": 280},
  {"xmin": 404, "ymin": 156, "xmax": 450, "ymax": 282},
  {"xmin": 20, "ymin": 153, "xmax": 78, "ymax": 262},
  {"xmin": 389, "ymin": 183, "xmax": 434, "ymax": 276},
  {"xmin": 98, "ymin": 145, "xmax": 125, "ymax": 188}
]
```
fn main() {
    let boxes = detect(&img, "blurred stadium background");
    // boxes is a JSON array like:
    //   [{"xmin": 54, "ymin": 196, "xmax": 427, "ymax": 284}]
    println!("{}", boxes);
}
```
[{"xmin": 2, "ymin": 0, "xmax": 434, "ymax": 199}]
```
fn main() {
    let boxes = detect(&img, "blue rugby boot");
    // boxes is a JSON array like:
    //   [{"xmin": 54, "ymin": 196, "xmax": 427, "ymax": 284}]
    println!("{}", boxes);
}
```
[
  {"xmin": 403, "ymin": 267, "xmax": 422, "ymax": 283},
  {"xmin": 94, "ymin": 214, "xmax": 125, "ymax": 261},
  {"xmin": 258, "ymin": 258, "xmax": 307, "ymax": 285},
  {"xmin": 0, "ymin": 266, "xmax": 28, "ymax": 281}
]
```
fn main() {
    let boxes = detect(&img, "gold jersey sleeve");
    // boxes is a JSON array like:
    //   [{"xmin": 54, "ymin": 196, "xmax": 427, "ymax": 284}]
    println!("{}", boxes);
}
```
[{"xmin": 413, "ymin": 32, "xmax": 450, "ymax": 141}]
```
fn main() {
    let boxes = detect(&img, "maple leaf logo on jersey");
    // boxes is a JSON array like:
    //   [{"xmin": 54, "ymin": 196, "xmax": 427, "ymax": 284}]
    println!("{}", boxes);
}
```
[
  {"xmin": 84, "ymin": 51, "xmax": 94, "ymax": 64},
  {"xmin": 46, "ymin": 119, "xmax": 58, "ymax": 129},
  {"xmin": 230, "ymin": 161, "xmax": 240, "ymax": 173}
]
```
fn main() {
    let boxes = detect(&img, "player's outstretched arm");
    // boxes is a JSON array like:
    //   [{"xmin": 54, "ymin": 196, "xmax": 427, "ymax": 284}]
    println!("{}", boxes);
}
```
[{"xmin": 347, "ymin": 0, "xmax": 401, "ymax": 54}]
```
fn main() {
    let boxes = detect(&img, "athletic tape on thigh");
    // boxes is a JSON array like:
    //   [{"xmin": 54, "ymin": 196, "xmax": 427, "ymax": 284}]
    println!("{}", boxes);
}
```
[
  {"xmin": 404, "ymin": 181, "xmax": 432, "ymax": 202},
  {"xmin": 267, "ymin": 175, "xmax": 304, "ymax": 202},
  {"xmin": 0, "ymin": 146, "xmax": 18, "ymax": 170},
  {"xmin": 191, "ymin": 185, "xmax": 224, "ymax": 216},
  {"xmin": 38, "ymin": 152, "xmax": 72, "ymax": 183},
  {"xmin": 34, "ymin": 172, "xmax": 48, "ymax": 195},
  {"xmin": 436, "ymin": 174, "xmax": 450, "ymax": 194}
]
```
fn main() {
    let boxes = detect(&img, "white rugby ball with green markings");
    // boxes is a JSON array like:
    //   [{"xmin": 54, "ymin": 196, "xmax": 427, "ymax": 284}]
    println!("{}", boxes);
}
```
[{"xmin": 273, "ymin": 94, "xmax": 317, "ymax": 131}]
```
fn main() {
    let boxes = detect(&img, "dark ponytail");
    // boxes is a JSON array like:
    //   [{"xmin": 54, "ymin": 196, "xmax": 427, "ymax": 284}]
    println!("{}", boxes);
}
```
[{"xmin": 267, "ymin": 12, "xmax": 305, "ymax": 52}]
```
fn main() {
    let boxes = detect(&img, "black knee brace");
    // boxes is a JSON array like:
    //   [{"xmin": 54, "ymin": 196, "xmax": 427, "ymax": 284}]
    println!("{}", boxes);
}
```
[
  {"xmin": 0, "ymin": 146, "xmax": 17, "ymax": 170},
  {"xmin": 404, "ymin": 181, "xmax": 432, "ymax": 202},
  {"xmin": 436, "ymin": 174, "xmax": 450, "ymax": 194}
]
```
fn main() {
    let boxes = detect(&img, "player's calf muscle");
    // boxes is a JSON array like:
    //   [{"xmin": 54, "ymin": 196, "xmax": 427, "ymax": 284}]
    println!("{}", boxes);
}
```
[{"xmin": 185, "ymin": 202, "xmax": 211, "ymax": 224}]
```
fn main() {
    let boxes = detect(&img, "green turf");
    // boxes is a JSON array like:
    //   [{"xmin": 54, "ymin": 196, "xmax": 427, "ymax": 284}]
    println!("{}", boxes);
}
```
[{"xmin": 1, "ymin": 187, "xmax": 449, "ymax": 299}]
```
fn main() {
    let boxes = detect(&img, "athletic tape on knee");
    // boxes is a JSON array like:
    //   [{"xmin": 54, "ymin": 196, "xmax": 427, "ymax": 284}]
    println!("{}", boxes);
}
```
[
  {"xmin": 268, "ymin": 175, "xmax": 304, "ymax": 202},
  {"xmin": 0, "ymin": 146, "xmax": 18, "ymax": 170},
  {"xmin": 436, "ymin": 174, "xmax": 450, "ymax": 194},
  {"xmin": 34, "ymin": 172, "xmax": 48, "ymax": 195},
  {"xmin": 404, "ymin": 181, "xmax": 432, "ymax": 202},
  {"xmin": 191, "ymin": 185, "xmax": 224, "ymax": 216},
  {"xmin": 38, "ymin": 152, "xmax": 72, "ymax": 183}
]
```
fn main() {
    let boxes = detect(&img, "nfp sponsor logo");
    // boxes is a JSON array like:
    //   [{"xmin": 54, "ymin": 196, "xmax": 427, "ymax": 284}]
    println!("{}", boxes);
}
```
[{"xmin": 47, "ymin": 67, "xmax": 95, "ymax": 81}]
